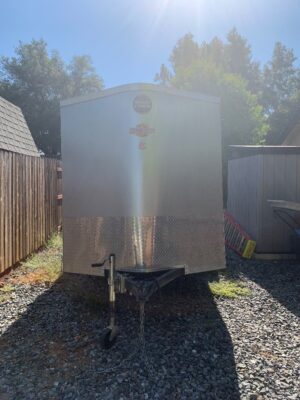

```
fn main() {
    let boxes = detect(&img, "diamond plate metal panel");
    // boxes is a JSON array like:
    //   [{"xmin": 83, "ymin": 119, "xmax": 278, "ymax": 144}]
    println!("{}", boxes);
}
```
[{"xmin": 63, "ymin": 216, "xmax": 225, "ymax": 276}]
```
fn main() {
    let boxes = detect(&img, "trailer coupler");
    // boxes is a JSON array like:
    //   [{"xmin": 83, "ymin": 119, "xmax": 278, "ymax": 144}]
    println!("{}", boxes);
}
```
[
  {"xmin": 120, "ymin": 267, "xmax": 186, "ymax": 302},
  {"xmin": 92, "ymin": 255, "xmax": 186, "ymax": 348}
]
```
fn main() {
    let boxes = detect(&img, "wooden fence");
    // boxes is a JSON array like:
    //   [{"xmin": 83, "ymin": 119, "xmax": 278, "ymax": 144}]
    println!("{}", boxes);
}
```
[{"xmin": 0, "ymin": 150, "xmax": 62, "ymax": 274}]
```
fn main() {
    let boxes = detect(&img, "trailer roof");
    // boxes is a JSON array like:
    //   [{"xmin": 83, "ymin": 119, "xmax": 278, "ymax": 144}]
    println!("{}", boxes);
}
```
[{"xmin": 60, "ymin": 83, "xmax": 220, "ymax": 107}]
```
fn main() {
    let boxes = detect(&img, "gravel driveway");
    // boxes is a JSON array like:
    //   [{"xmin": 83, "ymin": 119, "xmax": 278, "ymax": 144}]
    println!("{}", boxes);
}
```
[{"xmin": 0, "ymin": 253, "xmax": 299, "ymax": 400}]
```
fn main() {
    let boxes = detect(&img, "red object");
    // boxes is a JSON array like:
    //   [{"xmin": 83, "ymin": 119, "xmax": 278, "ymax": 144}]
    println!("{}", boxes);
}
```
[
  {"xmin": 224, "ymin": 211, "xmax": 252, "ymax": 256},
  {"xmin": 130, "ymin": 123, "xmax": 155, "ymax": 138},
  {"xmin": 139, "ymin": 141, "xmax": 146, "ymax": 150}
]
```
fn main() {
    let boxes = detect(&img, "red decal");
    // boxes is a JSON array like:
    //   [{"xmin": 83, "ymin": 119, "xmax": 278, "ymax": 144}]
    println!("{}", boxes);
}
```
[
  {"xmin": 129, "ymin": 123, "xmax": 155, "ymax": 138},
  {"xmin": 139, "ymin": 141, "xmax": 146, "ymax": 150}
]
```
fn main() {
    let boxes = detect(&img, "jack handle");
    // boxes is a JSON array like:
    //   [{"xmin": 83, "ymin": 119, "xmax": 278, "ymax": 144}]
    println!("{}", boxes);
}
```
[
  {"xmin": 91, "ymin": 253, "xmax": 115, "ymax": 268},
  {"xmin": 91, "ymin": 261, "xmax": 106, "ymax": 268}
]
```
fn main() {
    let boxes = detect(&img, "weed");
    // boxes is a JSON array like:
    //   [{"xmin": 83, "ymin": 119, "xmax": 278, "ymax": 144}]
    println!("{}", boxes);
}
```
[
  {"xmin": 0, "ymin": 284, "xmax": 15, "ymax": 303},
  {"xmin": 208, "ymin": 279, "xmax": 251, "ymax": 299},
  {"xmin": 47, "ymin": 233, "xmax": 63, "ymax": 252},
  {"xmin": 13, "ymin": 233, "xmax": 62, "ymax": 285},
  {"xmin": 0, "ymin": 294, "xmax": 11, "ymax": 303},
  {"xmin": 0, "ymin": 283, "xmax": 15, "ymax": 293}
]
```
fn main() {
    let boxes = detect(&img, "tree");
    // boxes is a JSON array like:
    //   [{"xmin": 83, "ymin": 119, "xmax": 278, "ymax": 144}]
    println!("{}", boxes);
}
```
[
  {"xmin": 169, "ymin": 33, "xmax": 199, "ymax": 72},
  {"xmin": 200, "ymin": 37, "xmax": 226, "ymax": 69},
  {"xmin": 154, "ymin": 63, "xmax": 172, "ymax": 85},
  {"xmin": 262, "ymin": 42, "xmax": 300, "ymax": 114},
  {"xmin": 160, "ymin": 30, "xmax": 300, "ymax": 148},
  {"xmin": 0, "ymin": 40, "xmax": 103, "ymax": 156},
  {"xmin": 224, "ymin": 28, "xmax": 261, "ymax": 93},
  {"xmin": 172, "ymin": 59, "xmax": 268, "ymax": 147},
  {"xmin": 156, "ymin": 32, "xmax": 269, "ymax": 201},
  {"xmin": 266, "ymin": 91, "xmax": 300, "ymax": 144},
  {"xmin": 165, "ymin": 29, "xmax": 262, "ymax": 95},
  {"xmin": 68, "ymin": 55, "xmax": 104, "ymax": 97},
  {"xmin": 158, "ymin": 31, "xmax": 268, "ymax": 148}
]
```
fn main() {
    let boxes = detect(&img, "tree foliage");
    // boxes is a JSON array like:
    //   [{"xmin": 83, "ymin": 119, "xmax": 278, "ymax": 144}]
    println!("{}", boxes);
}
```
[
  {"xmin": 225, "ymin": 29, "xmax": 261, "ymax": 92},
  {"xmin": 155, "ymin": 30, "xmax": 271, "ymax": 201},
  {"xmin": 158, "ymin": 29, "xmax": 261, "ymax": 94},
  {"xmin": 67, "ymin": 55, "xmax": 103, "ymax": 97},
  {"xmin": 157, "ymin": 31, "xmax": 268, "ymax": 148},
  {"xmin": 260, "ymin": 43, "xmax": 300, "ymax": 144},
  {"xmin": 262, "ymin": 42, "xmax": 300, "ymax": 114},
  {"xmin": 0, "ymin": 40, "xmax": 103, "ymax": 156},
  {"xmin": 154, "ymin": 63, "xmax": 172, "ymax": 85},
  {"xmin": 173, "ymin": 59, "xmax": 268, "ymax": 146},
  {"xmin": 156, "ymin": 29, "xmax": 300, "ymax": 147},
  {"xmin": 170, "ymin": 33, "xmax": 200, "ymax": 72},
  {"xmin": 266, "ymin": 91, "xmax": 300, "ymax": 144}
]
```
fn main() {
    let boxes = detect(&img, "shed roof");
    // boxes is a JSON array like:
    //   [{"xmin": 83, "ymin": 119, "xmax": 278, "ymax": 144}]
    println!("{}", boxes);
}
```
[
  {"xmin": 229, "ymin": 145, "xmax": 300, "ymax": 159},
  {"xmin": 0, "ymin": 96, "xmax": 39, "ymax": 157}
]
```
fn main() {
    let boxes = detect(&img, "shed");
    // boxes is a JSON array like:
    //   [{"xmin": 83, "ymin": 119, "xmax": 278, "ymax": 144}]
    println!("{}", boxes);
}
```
[
  {"xmin": 227, "ymin": 145, "xmax": 300, "ymax": 254},
  {"xmin": 0, "ymin": 96, "xmax": 39, "ymax": 156}
]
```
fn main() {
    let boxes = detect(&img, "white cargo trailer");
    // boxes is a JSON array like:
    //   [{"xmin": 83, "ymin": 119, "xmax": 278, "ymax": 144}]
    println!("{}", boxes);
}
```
[{"xmin": 61, "ymin": 83, "xmax": 225, "ymax": 346}]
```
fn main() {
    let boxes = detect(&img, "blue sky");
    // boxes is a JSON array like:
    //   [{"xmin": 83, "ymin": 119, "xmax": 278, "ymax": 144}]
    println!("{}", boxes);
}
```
[{"xmin": 1, "ymin": 0, "xmax": 300, "ymax": 88}]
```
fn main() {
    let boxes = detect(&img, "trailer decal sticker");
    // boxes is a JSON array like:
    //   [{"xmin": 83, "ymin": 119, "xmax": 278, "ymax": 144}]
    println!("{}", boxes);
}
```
[
  {"xmin": 129, "ymin": 123, "xmax": 155, "ymax": 150},
  {"xmin": 129, "ymin": 123, "xmax": 155, "ymax": 138},
  {"xmin": 133, "ymin": 95, "xmax": 152, "ymax": 114},
  {"xmin": 139, "ymin": 141, "xmax": 146, "ymax": 150}
]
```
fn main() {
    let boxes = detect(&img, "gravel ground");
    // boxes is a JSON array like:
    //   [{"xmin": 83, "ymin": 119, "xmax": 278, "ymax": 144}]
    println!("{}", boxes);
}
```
[{"xmin": 0, "ymin": 253, "xmax": 299, "ymax": 400}]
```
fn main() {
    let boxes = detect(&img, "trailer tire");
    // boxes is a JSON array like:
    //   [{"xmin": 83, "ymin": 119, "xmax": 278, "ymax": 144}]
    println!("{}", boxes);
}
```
[{"xmin": 101, "ymin": 326, "xmax": 119, "ymax": 349}]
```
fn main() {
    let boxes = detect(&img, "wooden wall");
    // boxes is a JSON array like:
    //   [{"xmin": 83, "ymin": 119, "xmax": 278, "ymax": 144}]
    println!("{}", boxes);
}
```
[
  {"xmin": 0, "ymin": 150, "xmax": 62, "ymax": 274},
  {"xmin": 228, "ymin": 151, "xmax": 300, "ymax": 253}
]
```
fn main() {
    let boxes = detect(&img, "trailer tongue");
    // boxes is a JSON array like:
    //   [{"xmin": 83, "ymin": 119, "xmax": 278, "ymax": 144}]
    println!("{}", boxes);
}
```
[{"xmin": 92, "ymin": 254, "xmax": 186, "ymax": 348}]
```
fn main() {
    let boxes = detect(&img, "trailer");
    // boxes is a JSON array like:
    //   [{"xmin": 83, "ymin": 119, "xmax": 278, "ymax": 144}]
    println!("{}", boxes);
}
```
[{"xmin": 61, "ymin": 83, "xmax": 225, "ymax": 347}]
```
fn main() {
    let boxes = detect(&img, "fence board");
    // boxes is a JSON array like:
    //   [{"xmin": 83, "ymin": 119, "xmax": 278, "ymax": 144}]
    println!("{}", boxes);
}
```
[
  {"xmin": 0, "ymin": 153, "xmax": 4, "ymax": 268},
  {"xmin": 0, "ymin": 150, "xmax": 62, "ymax": 274}
]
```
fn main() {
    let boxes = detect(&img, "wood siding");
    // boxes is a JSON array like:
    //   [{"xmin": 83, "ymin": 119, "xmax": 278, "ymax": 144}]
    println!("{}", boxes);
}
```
[
  {"xmin": 0, "ymin": 150, "xmax": 62, "ymax": 274},
  {"xmin": 228, "ymin": 153, "xmax": 300, "ymax": 253}
]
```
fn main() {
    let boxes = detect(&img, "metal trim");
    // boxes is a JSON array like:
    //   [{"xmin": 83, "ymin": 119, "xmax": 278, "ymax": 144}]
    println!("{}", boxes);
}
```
[{"xmin": 229, "ymin": 145, "xmax": 300, "ymax": 159}]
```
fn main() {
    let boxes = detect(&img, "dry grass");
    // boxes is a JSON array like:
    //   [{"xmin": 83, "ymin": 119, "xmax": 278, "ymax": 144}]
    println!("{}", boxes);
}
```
[
  {"xmin": 208, "ymin": 279, "xmax": 251, "ymax": 299},
  {"xmin": 12, "ymin": 233, "xmax": 62, "ymax": 286}
]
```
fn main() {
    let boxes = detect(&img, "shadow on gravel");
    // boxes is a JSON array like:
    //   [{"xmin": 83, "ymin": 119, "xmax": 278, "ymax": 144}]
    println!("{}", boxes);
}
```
[
  {"xmin": 0, "ymin": 273, "xmax": 240, "ymax": 400},
  {"xmin": 227, "ymin": 252, "xmax": 300, "ymax": 319}
]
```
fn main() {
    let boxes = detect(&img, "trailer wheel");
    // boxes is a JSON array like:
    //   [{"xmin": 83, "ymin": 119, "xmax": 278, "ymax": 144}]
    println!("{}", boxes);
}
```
[{"xmin": 101, "ymin": 326, "xmax": 119, "ymax": 349}]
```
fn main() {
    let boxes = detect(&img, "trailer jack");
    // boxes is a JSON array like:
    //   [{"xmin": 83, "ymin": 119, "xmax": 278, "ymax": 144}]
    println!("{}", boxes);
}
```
[{"xmin": 92, "ymin": 255, "xmax": 186, "ymax": 349}]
